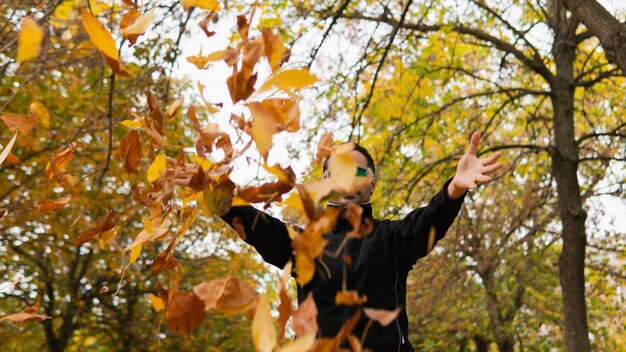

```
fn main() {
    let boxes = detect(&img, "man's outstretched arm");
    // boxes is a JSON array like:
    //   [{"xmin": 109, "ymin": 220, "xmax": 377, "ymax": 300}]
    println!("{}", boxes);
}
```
[
  {"xmin": 221, "ymin": 206, "xmax": 293, "ymax": 269},
  {"xmin": 390, "ymin": 132, "xmax": 503, "ymax": 266}
]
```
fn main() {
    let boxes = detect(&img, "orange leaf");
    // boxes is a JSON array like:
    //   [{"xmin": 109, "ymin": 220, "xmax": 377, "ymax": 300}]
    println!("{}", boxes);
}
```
[
  {"xmin": 165, "ymin": 291, "xmax": 206, "ymax": 333},
  {"xmin": 252, "ymin": 294, "xmax": 277, "ymax": 352},
  {"xmin": 35, "ymin": 192, "xmax": 77, "ymax": 211},
  {"xmin": 119, "ymin": 130, "xmax": 142, "ymax": 173},
  {"xmin": 328, "ymin": 149, "xmax": 357, "ymax": 191},
  {"xmin": 335, "ymin": 290, "xmax": 367, "ymax": 306},
  {"xmin": 292, "ymin": 293, "xmax": 318, "ymax": 337},
  {"xmin": 261, "ymin": 28, "xmax": 289, "ymax": 72},
  {"xmin": 81, "ymin": 8, "xmax": 129, "ymax": 76},
  {"xmin": 192, "ymin": 276, "xmax": 257, "ymax": 314},
  {"xmin": 45, "ymin": 143, "xmax": 76, "ymax": 180},
  {"xmin": 119, "ymin": 9, "xmax": 141, "ymax": 45},
  {"xmin": 0, "ymin": 114, "xmax": 37, "ymax": 132},
  {"xmin": 181, "ymin": 0, "xmax": 221, "ymax": 11},
  {"xmin": 76, "ymin": 211, "xmax": 116, "ymax": 245}
]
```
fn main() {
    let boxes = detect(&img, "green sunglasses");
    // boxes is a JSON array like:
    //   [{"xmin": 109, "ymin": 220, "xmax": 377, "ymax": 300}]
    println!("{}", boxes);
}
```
[{"xmin": 326, "ymin": 166, "xmax": 368, "ymax": 177}]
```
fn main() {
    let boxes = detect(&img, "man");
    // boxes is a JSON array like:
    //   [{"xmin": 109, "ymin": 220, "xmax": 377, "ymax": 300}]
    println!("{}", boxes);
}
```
[{"xmin": 220, "ymin": 132, "xmax": 502, "ymax": 351}]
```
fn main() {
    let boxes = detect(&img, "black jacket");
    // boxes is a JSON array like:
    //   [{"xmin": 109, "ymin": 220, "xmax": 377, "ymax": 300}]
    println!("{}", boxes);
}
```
[{"xmin": 221, "ymin": 179, "xmax": 465, "ymax": 351}]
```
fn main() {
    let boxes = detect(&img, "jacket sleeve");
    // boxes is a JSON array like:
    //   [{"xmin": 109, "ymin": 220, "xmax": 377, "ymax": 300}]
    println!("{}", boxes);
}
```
[
  {"xmin": 220, "ymin": 205, "xmax": 293, "ymax": 269},
  {"xmin": 388, "ymin": 178, "xmax": 466, "ymax": 267}
]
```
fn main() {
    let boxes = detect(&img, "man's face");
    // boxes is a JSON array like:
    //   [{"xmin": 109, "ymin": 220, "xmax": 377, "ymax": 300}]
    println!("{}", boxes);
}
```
[{"xmin": 326, "ymin": 150, "xmax": 377, "ymax": 204}]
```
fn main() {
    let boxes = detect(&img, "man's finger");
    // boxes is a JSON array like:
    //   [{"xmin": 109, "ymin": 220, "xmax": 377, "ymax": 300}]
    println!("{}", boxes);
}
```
[
  {"xmin": 466, "ymin": 131, "xmax": 480, "ymax": 155},
  {"xmin": 481, "ymin": 151, "xmax": 501, "ymax": 165},
  {"xmin": 482, "ymin": 162, "xmax": 503, "ymax": 174},
  {"xmin": 476, "ymin": 175, "xmax": 493, "ymax": 184}
]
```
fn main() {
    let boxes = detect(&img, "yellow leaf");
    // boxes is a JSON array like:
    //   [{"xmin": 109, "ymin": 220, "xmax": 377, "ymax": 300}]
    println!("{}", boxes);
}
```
[
  {"xmin": 29, "ymin": 101, "xmax": 50, "ymax": 128},
  {"xmin": 186, "ymin": 49, "xmax": 223, "ymax": 70},
  {"xmin": 142, "ymin": 216, "xmax": 154, "ymax": 234},
  {"xmin": 150, "ymin": 294, "xmax": 165, "ymax": 312},
  {"xmin": 17, "ymin": 17, "xmax": 44, "ymax": 63},
  {"xmin": 329, "ymin": 151, "xmax": 356, "ymax": 191},
  {"xmin": 81, "ymin": 8, "xmax": 118, "ymax": 60},
  {"xmin": 99, "ymin": 226, "xmax": 118, "ymax": 249},
  {"xmin": 147, "ymin": 153, "xmax": 166, "ymax": 183},
  {"xmin": 261, "ymin": 69, "xmax": 318, "ymax": 92},
  {"xmin": 118, "ymin": 119, "xmax": 142, "ymax": 128},
  {"xmin": 277, "ymin": 334, "xmax": 316, "ymax": 352},
  {"xmin": 129, "ymin": 242, "xmax": 141, "ymax": 264},
  {"xmin": 252, "ymin": 295, "xmax": 277, "ymax": 352},
  {"xmin": 120, "ymin": 7, "xmax": 155, "ymax": 36},
  {"xmin": 192, "ymin": 154, "xmax": 213, "ymax": 171},
  {"xmin": 181, "ymin": 0, "xmax": 221, "ymax": 11},
  {"xmin": 0, "ymin": 133, "xmax": 18, "ymax": 167}
]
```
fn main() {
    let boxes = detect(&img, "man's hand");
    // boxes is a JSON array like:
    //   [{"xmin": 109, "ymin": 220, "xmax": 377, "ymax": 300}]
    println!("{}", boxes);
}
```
[{"xmin": 447, "ymin": 132, "xmax": 503, "ymax": 199}]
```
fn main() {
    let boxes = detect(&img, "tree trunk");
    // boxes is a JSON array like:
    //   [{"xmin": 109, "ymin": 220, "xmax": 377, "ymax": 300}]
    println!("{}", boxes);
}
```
[
  {"xmin": 560, "ymin": 0, "xmax": 626, "ymax": 73},
  {"xmin": 550, "ymin": 8, "xmax": 591, "ymax": 352}
]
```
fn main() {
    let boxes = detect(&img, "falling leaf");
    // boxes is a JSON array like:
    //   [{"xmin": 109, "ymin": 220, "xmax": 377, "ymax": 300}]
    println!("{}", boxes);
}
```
[
  {"xmin": 120, "ymin": 7, "xmax": 155, "ymax": 36},
  {"xmin": 129, "ymin": 243, "xmax": 142, "ymax": 264},
  {"xmin": 261, "ymin": 69, "xmax": 318, "ymax": 92},
  {"xmin": 328, "ymin": 150, "xmax": 357, "ymax": 191},
  {"xmin": 252, "ymin": 294, "xmax": 277, "ymax": 352},
  {"xmin": 187, "ymin": 49, "xmax": 224, "ymax": 69},
  {"xmin": 119, "ymin": 9, "xmax": 141, "ymax": 45},
  {"xmin": 0, "ymin": 133, "xmax": 18, "ymax": 167},
  {"xmin": 76, "ymin": 211, "xmax": 116, "ymax": 245},
  {"xmin": 344, "ymin": 203, "xmax": 374, "ymax": 239},
  {"xmin": 237, "ymin": 14, "xmax": 250, "ymax": 42},
  {"xmin": 315, "ymin": 132, "xmax": 334, "ymax": 164},
  {"xmin": 147, "ymin": 153, "xmax": 166, "ymax": 183},
  {"xmin": 125, "ymin": 217, "xmax": 171, "ymax": 250},
  {"xmin": 29, "ymin": 101, "xmax": 50, "ymax": 128},
  {"xmin": 118, "ymin": 119, "xmax": 142, "ymax": 128},
  {"xmin": 277, "ymin": 334, "xmax": 316, "ymax": 352},
  {"xmin": 45, "ymin": 143, "xmax": 76, "ymax": 179},
  {"xmin": 151, "ymin": 240, "xmax": 177, "ymax": 275},
  {"xmin": 202, "ymin": 178, "xmax": 235, "ymax": 216},
  {"xmin": 0, "ymin": 114, "xmax": 37, "ymax": 132},
  {"xmin": 165, "ymin": 291, "xmax": 206, "ymax": 333},
  {"xmin": 192, "ymin": 276, "xmax": 257, "ymax": 314},
  {"xmin": 427, "ymin": 226, "xmax": 437, "ymax": 253},
  {"xmin": 292, "ymin": 293, "xmax": 318, "ymax": 337},
  {"xmin": 119, "ymin": 130, "xmax": 141, "ymax": 173},
  {"xmin": 165, "ymin": 99, "xmax": 183, "ymax": 118},
  {"xmin": 81, "ymin": 8, "xmax": 129, "ymax": 76},
  {"xmin": 150, "ymin": 294, "xmax": 165, "ymax": 312},
  {"xmin": 263, "ymin": 163, "xmax": 296, "ymax": 185},
  {"xmin": 35, "ymin": 192, "xmax": 77, "ymax": 211},
  {"xmin": 261, "ymin": 28, "xmax": 289, "ymax": 72},
  {"xmin": 246, "ymin": 98, "xmax": 300, "ymax": 159},
  {"xmin": 363, "ymin": 307, "xmax": 401, "ymax": 327},
  {"xmin": 0, "ymin": 300, "xmax": 50, "ymax": 324},
  {"xmin": 198, "ymin": 11, "xmax": 217, "ymax": 37},
  {"xmin": 237, "ymin": 181, "xmax": 293, "ymax": 204},
  {"xmin": 181, "ymin": 0, "xmax": 221, "ymax": 11},
  {"xmin": 335, "ymin": 290, "xmax": 367, "ymax": 306},
  {"xmin": 17, "ymin": 17, "xmax": 44, "ymax": 63}
]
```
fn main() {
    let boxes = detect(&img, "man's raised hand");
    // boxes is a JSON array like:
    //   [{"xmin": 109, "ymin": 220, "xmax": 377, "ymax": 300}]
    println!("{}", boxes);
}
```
[{"xmin": 447, "ymin": 132, "xmax": 503, "ymax": 199}]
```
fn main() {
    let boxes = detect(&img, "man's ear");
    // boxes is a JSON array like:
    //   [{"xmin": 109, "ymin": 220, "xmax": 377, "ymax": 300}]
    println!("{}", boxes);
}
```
[{"xmin": 370, "ymin": 177, "xmax": 377, "ymax": 194}]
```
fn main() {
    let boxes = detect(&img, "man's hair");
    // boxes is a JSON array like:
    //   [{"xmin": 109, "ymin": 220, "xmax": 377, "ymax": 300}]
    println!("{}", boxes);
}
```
[{"xmin": 322, "ymin": 143, "xmax": 376, "ymax": 175}]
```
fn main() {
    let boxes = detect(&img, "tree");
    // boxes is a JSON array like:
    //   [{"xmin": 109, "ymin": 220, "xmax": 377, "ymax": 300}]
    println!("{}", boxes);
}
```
[{"xmin": 273, "ymin": 0, "xmax": 626, "ymax": 350}]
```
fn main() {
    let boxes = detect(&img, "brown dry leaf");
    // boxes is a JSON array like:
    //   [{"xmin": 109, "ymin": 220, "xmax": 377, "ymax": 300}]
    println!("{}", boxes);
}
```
[
  {"xmin": 292, "ymin": 293, "xmax": 318, "ymax": 337},
  {"xmin": 45, "ymin": 143, "xmax": 76, "ymax": 180},
  {"xmin": 226, "ymin": 64, "xmax": 257, "ymax": 104},
  {"xmin": 237, "ymin": 181, "xmax": 293, "ymax": 205},
  {"xmin": 165, "ymin": 291, "xmax": 206, "ymax": 333},
  {"xmin": 363, "ymin": 307, "xmax": 401, "ymax": 327},
  {"xmin": 246, "ymin": 98, "xmax": 300, "ymax": 159},
  {"xmin": 292, "ymin": 206, "xmax": 341, "ymax": 285},
  {"xmin": 223, "ymin": 47, "xmax": 239, "ymax": 67},
  {"xmin": 277, "ymin": 283, "xmax": 294, "ymax": 340},
  {"xmin": 0, "ymin": 300, "xmax": 50, "ymax": 324},
  {"xmin": 147, "ymin": 92, "xmax": 164, "ymax": 134},
  {"xmin": 261, "ymin": 28, "xmax": 289, "ymax": 72},
  {"xmin": 120, "ymin": 7, "xmax": 155, "ymax": 38},
  {"xmin": 344, "ymin": 203, "xmax": 374, "ymax": 239},
  {"xmin": 121, "ymin": 0, "xmax": 137, "ymax": 7},
  {"xmin": 119, "ymin": 130, "xmax": 142, "ymax": 173},
  {"xmin": 0, "ymin": 114, "xmax": 37, "ymax": 132},
  {"xmin": 76, "ymin": 211, "xmax": 116, "ymax": 245},
  {"xmin": 165, "ymin": 98, "xmax": 183, "ymax": 119},
  {"xmin": 198, "ymin": 11, "xmax": 217, "ymax": 37},
  {"xmin": 335, "ymin": 290, "xmax": 367, "ymax": 306},
  {"xmin": 36, "ymin": 192, "xmax": 78, "ymax": 211},
  {"xmin": 151, "ymin": 240, "xmax": 178, "ymax": 275},
  {"xmin": 252, "ymin": 294, "xmax": 277, "ymax": 352},
  {"xmin": 193, "ymin": 275, "xmax": 258, "ymax": 314},
  {"xmin": 347, "ymin": 335, "xmax": 363, "ymax": 352},
  {"xmin": 315, "ymin": 132, "xmax": 334, "ymax": 165},
  {"xmin": 335, "ymin": 310, "xmax": 362, "ymax": 348},
  {"xmin": 119, "ymin": 9, "xmax": 141, "ymax": 45}
]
